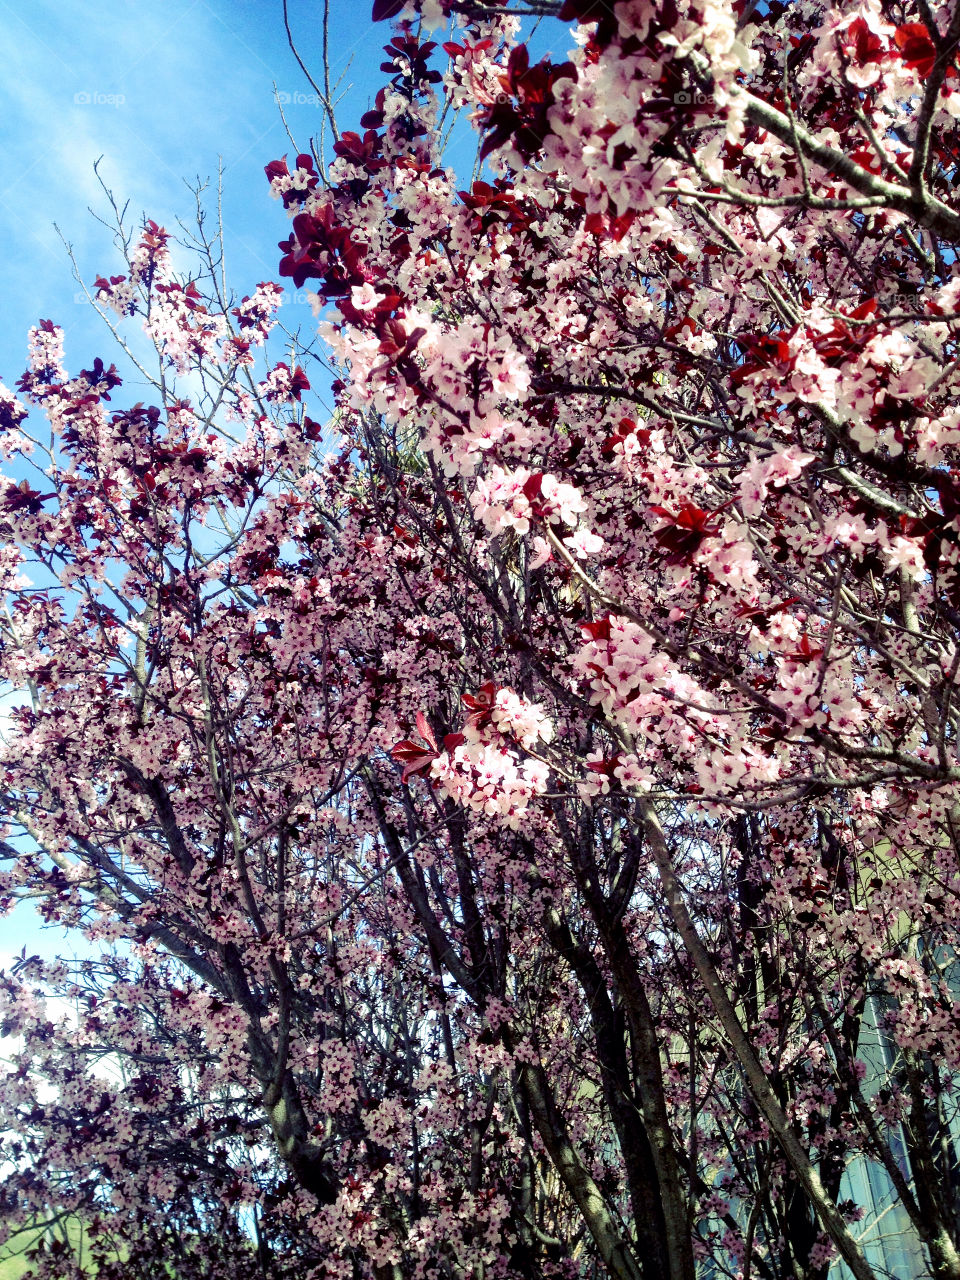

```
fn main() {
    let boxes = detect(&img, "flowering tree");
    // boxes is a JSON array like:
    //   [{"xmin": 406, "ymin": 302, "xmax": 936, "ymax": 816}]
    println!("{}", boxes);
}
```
[{"xmin": 4, "ymin": 0, "xmax": 960, "ymax": 1276}]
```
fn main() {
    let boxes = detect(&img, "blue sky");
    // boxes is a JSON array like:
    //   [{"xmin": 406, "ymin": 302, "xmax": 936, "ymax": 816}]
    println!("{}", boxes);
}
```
[{"xmin": 0, "ymin": 0, "xmax": 395, "ymax": 388}]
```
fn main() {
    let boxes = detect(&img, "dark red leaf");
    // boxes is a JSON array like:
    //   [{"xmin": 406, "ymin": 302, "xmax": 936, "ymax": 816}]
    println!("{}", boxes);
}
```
[{"xmin": 372, "ymin": 0, "xmax": 406, "ymax": 20}]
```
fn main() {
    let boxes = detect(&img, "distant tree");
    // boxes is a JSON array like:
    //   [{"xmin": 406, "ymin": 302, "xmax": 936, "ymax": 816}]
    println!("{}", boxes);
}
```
[{"xmin": 5, "ymin": 0, "xmax": 960, "ymax": 1277}]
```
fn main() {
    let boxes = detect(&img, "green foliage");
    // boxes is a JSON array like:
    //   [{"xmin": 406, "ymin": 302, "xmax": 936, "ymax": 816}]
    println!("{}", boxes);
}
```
[{"xmin": 0, "ymin": 1218, "xmax": 96, "ymax": 1279}]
